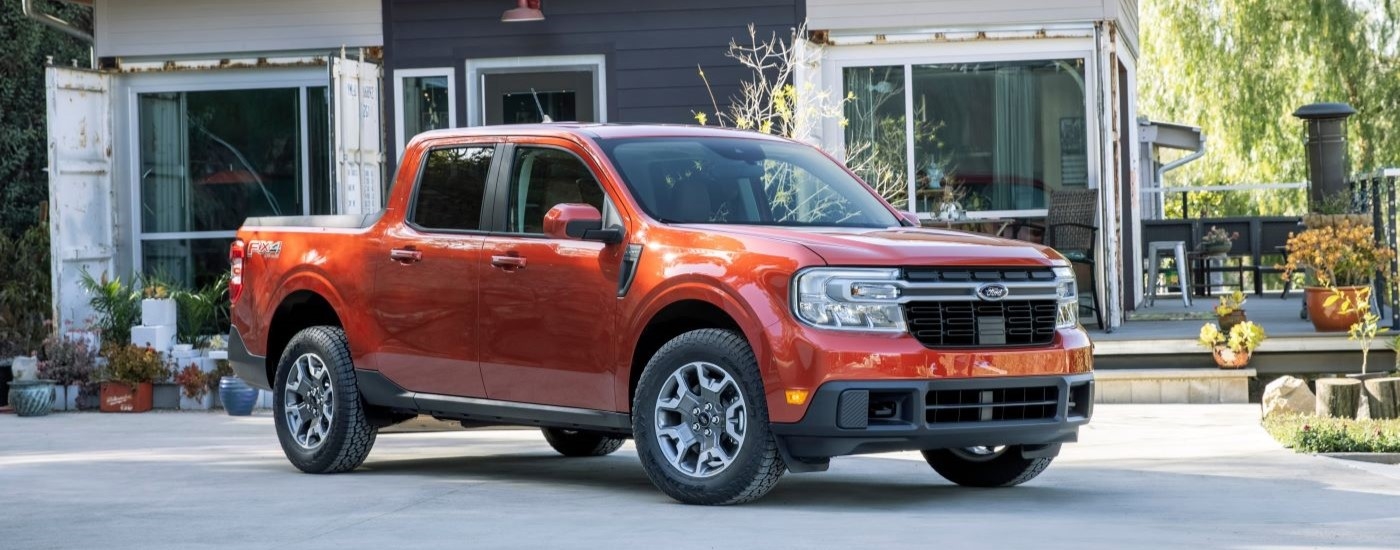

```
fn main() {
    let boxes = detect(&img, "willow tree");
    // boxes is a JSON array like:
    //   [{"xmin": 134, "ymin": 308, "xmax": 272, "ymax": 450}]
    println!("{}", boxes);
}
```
[{"xmin": 1139, "ymin": 0, "xmax": 1400, "ymax": 217}]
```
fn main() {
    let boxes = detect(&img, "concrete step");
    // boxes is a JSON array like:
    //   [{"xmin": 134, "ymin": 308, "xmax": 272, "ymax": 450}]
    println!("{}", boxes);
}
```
[{"xmin": 1094, "ymin": 368, "xmax": 1255, "ymax": 404}]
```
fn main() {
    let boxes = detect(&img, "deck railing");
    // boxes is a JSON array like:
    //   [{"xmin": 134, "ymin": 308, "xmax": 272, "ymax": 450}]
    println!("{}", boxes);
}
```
[{"xmin": 1350, "ymin": 168, "xmax": 1400, "ymax": 328}]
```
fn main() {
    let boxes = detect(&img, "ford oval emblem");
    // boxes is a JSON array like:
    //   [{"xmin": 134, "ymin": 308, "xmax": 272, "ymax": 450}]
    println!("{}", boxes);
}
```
[{"xmin": 976, "ymin": 283, "xmax": 1009, "ymax": 301}]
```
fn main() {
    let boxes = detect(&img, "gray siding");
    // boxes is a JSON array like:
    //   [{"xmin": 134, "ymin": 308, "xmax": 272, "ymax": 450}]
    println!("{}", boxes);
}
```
[
  {"xmin": 386, "ymin": 0, "xmax": 801, "ymax": 134},
  {"xmin": 1115, "ymin": 0, "xmax": 1141, "ymax": 54},
  {"xmin": 94, "ymin": 0, "xmax": 382, "ymax": 58},
  {"xmin": 808, "ymin": 0, "xmax": 1120, "ymax": 31}
]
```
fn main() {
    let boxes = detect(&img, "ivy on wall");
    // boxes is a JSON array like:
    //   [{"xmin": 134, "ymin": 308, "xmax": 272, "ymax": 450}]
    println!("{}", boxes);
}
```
[{"xmin": 0, "ymin": 1, "xmax": 92, "ymax": 238}]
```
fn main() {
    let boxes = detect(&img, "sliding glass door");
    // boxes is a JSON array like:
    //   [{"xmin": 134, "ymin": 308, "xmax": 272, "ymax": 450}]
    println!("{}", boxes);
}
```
[{"xmin": 137, "ymin": 86, "xmax": 329, "ymax": 288}]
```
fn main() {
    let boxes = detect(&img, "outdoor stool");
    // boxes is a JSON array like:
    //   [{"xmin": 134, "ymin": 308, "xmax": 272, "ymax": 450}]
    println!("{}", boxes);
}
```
[{"xmin": 1146, "ymin": 241, "xmax": 1192, "ymax": 307}]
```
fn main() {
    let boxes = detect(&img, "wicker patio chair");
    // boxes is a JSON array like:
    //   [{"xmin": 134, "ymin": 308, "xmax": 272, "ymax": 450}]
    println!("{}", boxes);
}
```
[{"xmin": 1008, "ymin": 189, "xmax": 1104, "ymax": 329}]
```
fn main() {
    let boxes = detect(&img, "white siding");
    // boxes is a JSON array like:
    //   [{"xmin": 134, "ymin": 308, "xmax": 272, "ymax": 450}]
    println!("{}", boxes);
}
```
[
  {"xmin": 95, "ymin": 0, "xmax": 382, "ymax": 58},
  {"xmin": 1114, "ymin": 0, "xmax": 1141, "ymax": 55},
  {"xmin": 809, "ymin": 0, "xmax": 1136, "ymax": 40}
]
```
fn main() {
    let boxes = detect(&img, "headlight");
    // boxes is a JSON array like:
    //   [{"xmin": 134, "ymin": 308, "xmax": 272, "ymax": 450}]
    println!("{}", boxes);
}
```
[
  {"xmin": 792, "ymin": 268, "xmax": 906, "ymax": 332},
  {"xmin": 1053, "ymin": 265, "xmax": 1079, "ymax": 328}
]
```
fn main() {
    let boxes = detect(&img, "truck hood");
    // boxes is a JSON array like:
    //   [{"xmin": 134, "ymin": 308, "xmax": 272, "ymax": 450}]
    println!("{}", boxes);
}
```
[{"xmin": 683, "ymin": 224, "xmax": 1065, "ymax": 267}]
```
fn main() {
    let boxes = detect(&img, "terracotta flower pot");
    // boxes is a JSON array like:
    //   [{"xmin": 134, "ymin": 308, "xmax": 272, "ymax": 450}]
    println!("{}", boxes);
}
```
[
  {"xmin": 1304, "ymin": 286, "xmax": 1368, "ymax": 332},
  {"xmin": 100, "ymin": 381, "xmax": 154, "ymax": 413},
  {"xmin": 1212, "ymin": 346, "xmax": 1251, "ymax": 369}
]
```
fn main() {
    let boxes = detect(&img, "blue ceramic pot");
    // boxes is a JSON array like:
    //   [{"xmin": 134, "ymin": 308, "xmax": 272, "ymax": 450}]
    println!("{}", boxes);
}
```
[
  {"xmin": 219, "ymin": 376, "xmax": 258, "ymax": 416},
  {"xmin": 9, "ymin": 380, "xmax": 56, "ymax": 417}
]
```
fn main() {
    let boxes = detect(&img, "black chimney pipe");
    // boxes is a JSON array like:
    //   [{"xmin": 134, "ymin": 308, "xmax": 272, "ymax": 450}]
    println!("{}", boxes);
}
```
[{"xmin": 1293, "ymin": 102, "xmax": 1357, "ymax": 210}]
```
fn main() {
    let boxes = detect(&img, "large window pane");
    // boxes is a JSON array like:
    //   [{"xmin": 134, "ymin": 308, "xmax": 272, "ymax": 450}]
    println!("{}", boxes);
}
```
[
  {"xmin": 911, "ymin": 59, "xmax": 1087, "ymax": 212},
  {"xmin": 842, "ymin": 66, "xmax": 908, "ymax": 209},
  {"xmin": 139, "ymin": 88, "xmax": 303, "ymax": 233},
  {"xmin": 505, "ymin": 147, "xmax": 603, "ymax": 233},
  {"xmin": 141, "ymin": 238, "xmax": 234, "ymax": 290},
  {"xmin": 401, "ymin": 75, "xmax": 451, "ymax": 142}
]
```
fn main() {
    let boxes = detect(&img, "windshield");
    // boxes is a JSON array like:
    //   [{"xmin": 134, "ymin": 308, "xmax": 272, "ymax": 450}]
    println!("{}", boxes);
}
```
[{"xmin": 597, "ymin": 137, "xmax": 900, "ymax": 228}]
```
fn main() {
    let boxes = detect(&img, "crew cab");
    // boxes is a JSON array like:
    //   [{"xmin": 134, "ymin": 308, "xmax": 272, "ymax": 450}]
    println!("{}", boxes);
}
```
[{"xmin": 228, "ymin": 124, "xmax": 1094, "ymax": 505}]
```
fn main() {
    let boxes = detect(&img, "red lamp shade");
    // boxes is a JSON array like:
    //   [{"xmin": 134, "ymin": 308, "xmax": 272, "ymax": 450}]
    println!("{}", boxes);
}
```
[{"xmin": 502, "ymin": 0, "xmax": 544, "ymax": 22}]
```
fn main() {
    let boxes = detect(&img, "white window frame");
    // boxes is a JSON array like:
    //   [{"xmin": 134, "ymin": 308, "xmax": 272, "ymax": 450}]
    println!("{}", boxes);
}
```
[
  {"xmin": 819, "ymin": 38, "xmax": 1101, "ymax": 220},
  {"xmin": 394, "ymin": 67, "xmax": 457, "ymax": 160},
  {"xmin": 119, "ymin": 68, "xmax": 326, "ymax": 275},
  {"xmin": 464, "ymin": 54, "xmax": 607, "ymax": 127}
]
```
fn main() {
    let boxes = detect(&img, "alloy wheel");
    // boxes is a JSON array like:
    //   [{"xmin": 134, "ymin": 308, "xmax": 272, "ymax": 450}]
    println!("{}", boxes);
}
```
[
  {"xmin": 283, "ymin": 352, "xmax": 335, "ymax": 450},
  {"xmin": 653, "ymin": 361, "xmax": 748, "ymax": 478}
]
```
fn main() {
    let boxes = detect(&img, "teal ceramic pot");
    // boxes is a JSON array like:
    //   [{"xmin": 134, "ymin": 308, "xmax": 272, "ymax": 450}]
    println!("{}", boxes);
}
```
[{"xmin": 8, "ymin": 380, "xmax": 56, "ymax": 417}]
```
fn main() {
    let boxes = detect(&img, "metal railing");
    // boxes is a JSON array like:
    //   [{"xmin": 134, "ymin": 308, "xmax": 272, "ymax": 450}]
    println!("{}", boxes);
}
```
[
  {"xmin": 1141, "ymin": 182, "xmax": 1308, "ymax": 220},
  {"xmin": 1350, "ymin": 168, "xmax": 1400, "ymax": 329}
]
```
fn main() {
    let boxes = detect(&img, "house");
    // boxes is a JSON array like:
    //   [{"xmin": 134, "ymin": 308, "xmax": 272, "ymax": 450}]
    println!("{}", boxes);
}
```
[
  {"xmin": 46, "ymin": 0, "xmax": 385, "ymax": 327},
  {"xmin": 379, "ymin": 0, "xmax": 1142, "ymax": 331},
  {"xmin": 48, "ymin": 0, "xmax": 1145, "ymax": 334}
]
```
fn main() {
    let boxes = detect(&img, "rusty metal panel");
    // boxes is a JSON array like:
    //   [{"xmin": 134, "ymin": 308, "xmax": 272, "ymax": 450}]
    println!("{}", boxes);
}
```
[
  {"xmin": 331, "ymin": 51, "xmax": 384, "ymax": 215},
  {"xmin": 46, "ymin": 67, "xmax": 115, "ymax": 329}
]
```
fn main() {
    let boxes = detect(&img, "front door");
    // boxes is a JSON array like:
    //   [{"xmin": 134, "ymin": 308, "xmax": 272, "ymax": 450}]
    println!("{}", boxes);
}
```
[
  {"xmin": 370, "ymin": 143, "xmax": 497, "ymax": 397},
  {"xmin": 478, "ymin": 142, "xmax": 623, "ymax": 410}
]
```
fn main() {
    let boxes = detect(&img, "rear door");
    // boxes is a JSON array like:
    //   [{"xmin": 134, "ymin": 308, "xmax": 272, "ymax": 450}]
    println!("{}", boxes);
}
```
[
  {"xmin": 477, "ymin": 140, "xmax": 624, "ymax": 410},
  {"xmin": 369, "ymin": 142, "xmax": 498, "ymax": 397}
]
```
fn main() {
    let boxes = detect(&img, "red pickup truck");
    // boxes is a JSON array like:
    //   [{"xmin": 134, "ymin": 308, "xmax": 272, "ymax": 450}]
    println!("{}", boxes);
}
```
[{"xmin": 228, "ymin": 124, "xmax": 1093, "ymax": 505}]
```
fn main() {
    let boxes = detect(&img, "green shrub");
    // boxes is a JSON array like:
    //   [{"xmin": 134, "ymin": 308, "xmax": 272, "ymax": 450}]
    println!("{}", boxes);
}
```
[
  {"xmin": 77, "ymin": 270, "xmax": 142, "ymax": 346},
  {"xmin": 0, "ymin": 223, "xmax": 51, "ymax": 356},
  {"xmin": 1264, "ymin": 413, "xmax": 1400, "ymax": 453}
]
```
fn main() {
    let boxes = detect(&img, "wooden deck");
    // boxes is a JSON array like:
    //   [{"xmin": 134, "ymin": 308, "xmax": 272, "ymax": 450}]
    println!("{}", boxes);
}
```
[{"xmin": 1090, "ymin": 291, "xmax": 1397, "ymax": 375}]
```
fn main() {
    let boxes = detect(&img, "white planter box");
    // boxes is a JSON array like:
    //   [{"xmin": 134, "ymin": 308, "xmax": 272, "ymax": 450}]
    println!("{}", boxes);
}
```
[
  {"xmin": 256, "ymin": 389, "xmax": 275, "ymax": 409},
  {"xmin": 179, "ymin": 392, "xmax": 213, "ymax": 410},
  {"xmin": 49, "ymin": 384, "xmax": 81, "ymax": 412},
  {"xmin": 130, "ymin": 325, "xmax": 175, "ymax": 352},
  {"xmin": 142, "ymin": 298, "xmax": 177, "ymax": 327},
  {"xmin": 206, "ymin": 350, "xmax": 229, "ymax": 361}
]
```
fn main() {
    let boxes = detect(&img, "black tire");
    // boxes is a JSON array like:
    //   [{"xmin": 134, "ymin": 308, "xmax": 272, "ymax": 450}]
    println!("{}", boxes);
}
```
[
  {"xmin": 922, "ymin": 446, "xmax": 1053, "ymax": 487},
  {"xmin": 272, "ymin": 326, "xmax": 377, "ymax": 473},
  {"xmin": 541, "ymin": 427, "xmax": 626, "ymax": 457},
  {"xmin": 632, "ymin": 329, "xmax": 785, "ymax": 505}
]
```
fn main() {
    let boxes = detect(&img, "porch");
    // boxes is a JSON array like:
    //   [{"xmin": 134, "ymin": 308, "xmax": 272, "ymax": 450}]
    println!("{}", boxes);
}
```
[{"xmin": 1092, "ymin": 291, "xmax": 1394, "ymax": 374}]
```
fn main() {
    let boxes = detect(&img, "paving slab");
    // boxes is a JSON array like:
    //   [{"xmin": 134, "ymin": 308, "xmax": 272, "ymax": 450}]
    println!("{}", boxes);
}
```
[{"xmin": 2, "ymin": 405, "xmax": 1399, "ymax": 549}]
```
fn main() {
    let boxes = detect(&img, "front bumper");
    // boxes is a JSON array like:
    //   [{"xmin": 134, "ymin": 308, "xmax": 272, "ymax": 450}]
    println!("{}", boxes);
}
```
[{"xmin": 770, "ymin": 373, "xmax": 1093, "ymax": 460}]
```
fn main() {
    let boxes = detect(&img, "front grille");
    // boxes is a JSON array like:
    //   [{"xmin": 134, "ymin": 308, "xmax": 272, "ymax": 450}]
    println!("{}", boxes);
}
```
[
  {"xmin": 905, "ymin": 300, "xmax": 1057, "ymax": 348},
  {"xmin": 904, "ymin": 267, "xmax": 1056, "ymax": 283},
  {"xmin": 926, "ymin": 385, "xmax": 1059, "ymax": 424}
]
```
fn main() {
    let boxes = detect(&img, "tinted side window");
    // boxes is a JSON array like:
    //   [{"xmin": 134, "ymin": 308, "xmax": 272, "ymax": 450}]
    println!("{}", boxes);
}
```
[
  {"xmin": 506, "ymin": 147, "xmax": 605, "ymax": 234},
  {"xmin": 411, "ymin": 146, "xmax": 493, "ymax": 231}
]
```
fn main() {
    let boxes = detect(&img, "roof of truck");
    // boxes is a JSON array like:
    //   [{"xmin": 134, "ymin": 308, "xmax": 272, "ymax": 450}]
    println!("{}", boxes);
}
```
[{"xmin": 412, "ymin": 123, "xmax": 793, "ymax": 143}]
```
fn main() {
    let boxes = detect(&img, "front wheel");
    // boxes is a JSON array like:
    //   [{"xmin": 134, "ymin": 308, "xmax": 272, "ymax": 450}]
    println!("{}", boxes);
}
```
[
  {"xmin": 632, "ymin": 329, "xmax": 785, "ymax": 505},
  {"xmin": 272, "ymin": 326, "xmax": 377, "ymax": 473},
  {"xmin": 922, "ymin": 446, "xmax": 1052, "ymax": 487}
]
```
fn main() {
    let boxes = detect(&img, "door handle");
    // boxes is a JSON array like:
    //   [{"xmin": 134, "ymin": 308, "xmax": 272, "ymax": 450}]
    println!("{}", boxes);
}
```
[
  {"xmin": 490, "ymin": 255, "xmax": 527, "ymax": 270},
  {"xmin": 389, "ymin": 247, "xmax": 422, "ymax": 264}
]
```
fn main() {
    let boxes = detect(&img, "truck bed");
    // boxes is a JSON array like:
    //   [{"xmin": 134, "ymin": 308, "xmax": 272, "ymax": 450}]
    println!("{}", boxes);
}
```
[{"xmin": 242, "ymin": 212, "xmax": 384, "ymax": 229}]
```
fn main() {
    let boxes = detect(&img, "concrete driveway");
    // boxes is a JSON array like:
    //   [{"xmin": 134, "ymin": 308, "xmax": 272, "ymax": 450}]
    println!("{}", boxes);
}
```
[{"xmin": 2, "ymin": 405, "xmax": 1398, "ymax": 549}]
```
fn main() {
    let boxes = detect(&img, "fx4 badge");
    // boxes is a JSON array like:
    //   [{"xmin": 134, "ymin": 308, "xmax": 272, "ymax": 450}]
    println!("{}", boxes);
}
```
[
  {"xmin": 975, "ymin": 283, "xmax": 1009, "ymax": 301},
  {"xmin": 248, "ymin": 240, "xmax": 283, "ymax": 259}
]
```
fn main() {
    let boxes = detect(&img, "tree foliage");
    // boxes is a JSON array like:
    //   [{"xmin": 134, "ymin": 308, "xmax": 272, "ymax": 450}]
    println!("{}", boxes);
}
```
[
  {"xmin": 0, "ymin": 1, "xmax": 92, "ymax": 238},
  {"xmin": 1140, "ymin": 0, "xmax": 1400, "ymax": 217}
]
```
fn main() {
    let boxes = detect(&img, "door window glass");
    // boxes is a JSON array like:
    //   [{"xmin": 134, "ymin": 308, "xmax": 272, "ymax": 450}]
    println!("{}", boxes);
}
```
[
  {"xmin": 505, "ymin": 148, "xmax": 605, "ymax": 234},
  {"xmin": 411, "ymin": 146, "xmax": 494, "ymax": 231}
]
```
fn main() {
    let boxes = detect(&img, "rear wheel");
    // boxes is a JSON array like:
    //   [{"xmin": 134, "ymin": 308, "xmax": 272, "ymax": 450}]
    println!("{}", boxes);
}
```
[
  {"xmin": 272, "ymin": 326, "xmax": 377, "ymax": 473},
  {"xmin": 632, "ymin": 329, "xmax": 785, "ymax": 505},
  {"xmin": 922, "ymin": 445, "xmax": 1052, "ymax": 487},
  {"xmin": 541, "ymin": 427, "xmax": 626, "ymax": 457}
]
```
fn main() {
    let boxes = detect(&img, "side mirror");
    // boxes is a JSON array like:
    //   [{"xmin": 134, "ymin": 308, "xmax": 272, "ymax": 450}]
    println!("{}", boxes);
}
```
[
  {"xmin": 899, "ymin": 211, "xmax": 922, "ymax": 226},
  {"xmin": 544, "ymin": 204, "xmax": 623, "ymax": 244}
]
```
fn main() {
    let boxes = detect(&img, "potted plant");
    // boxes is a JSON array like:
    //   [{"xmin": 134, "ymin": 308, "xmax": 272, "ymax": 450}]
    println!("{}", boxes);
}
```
[
  {"xmin": 77, "ymin": 271, "xmax": 143, "ymax": 347},
  {"xmin": 208, "ymin": 360, "xmax": 233, "ymax": 408},
  {"xmin": 1199, "ymin": 321, "xmax": 1267, "ymax": 368},
  {"xmin": 175, "ymin": 363, "xmax": 213, "ymax": 410},
  {"xmin": 1200, "ymin": 226, "xmax": 1237, "ymax": 255},
  {"xmin": 219, "ymin": 372, "xmax": 259, "ymax": 416},
  {"xmin": 99, "ymin": 344, "xmax": 168, "ymax": 413},
  {"xmin": 7, "ymin": 378, "xmax": 56, "ymax": 417},
  {"xmin": 1281, "ymin": 218, "xmax": 1396, "ymax": 332},
  {"xmin": 1213, "ymin": 290, "xmax": 1248, "ymax": 332},
  {"xmin": 36, "ymin": 331, "xmax": 98, "ymax": 411}
]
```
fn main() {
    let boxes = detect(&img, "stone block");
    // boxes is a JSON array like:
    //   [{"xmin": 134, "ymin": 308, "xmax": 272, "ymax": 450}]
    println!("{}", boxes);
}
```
[{"xmin": 1159, "ymin": 380, "xmax": 1190, "ymax": 403}]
